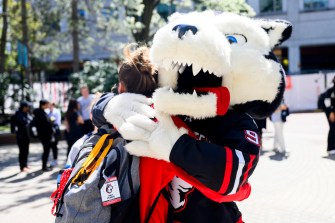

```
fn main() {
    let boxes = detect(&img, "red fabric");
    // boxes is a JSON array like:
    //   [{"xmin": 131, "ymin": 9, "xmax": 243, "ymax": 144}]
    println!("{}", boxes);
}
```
[
  {"xmin": 139, "ymin": 116, "xmax": 251, "ymax": 223},
  {"xmin": 219, "ymin": 148, "xmax": 233, "ymax": 194},
  {"xmin": 241, "ymin": 154, "xmax": 257, "ymax": 185},
  {"xmin": 194, "ymin": 86, "xmax": 230, "ymax": 116},
  {"xmin": 237, "ymin": 216, "xmax": 244, "ymax": 223},
  {"xmin": 50, "ymin": 168, "xmax": 73, "ymax": 216}
]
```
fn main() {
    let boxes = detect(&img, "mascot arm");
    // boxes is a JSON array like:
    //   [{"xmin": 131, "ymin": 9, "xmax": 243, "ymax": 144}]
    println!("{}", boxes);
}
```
[
  {"xmin": 92, "ymin": 92, "xmax": 155, "ymax": 135},
  {"xmin": 169, "ymin": 119, "xmax": 260, "ymax": 194}
]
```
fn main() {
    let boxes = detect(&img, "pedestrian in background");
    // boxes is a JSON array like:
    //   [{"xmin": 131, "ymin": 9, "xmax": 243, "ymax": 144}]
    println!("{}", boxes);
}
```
[
  {"xmin": 33, "ymin": 99, "xmax": 54, "ymax": 171},
  {"xmin": 11, "ymin": 101, "xmax": 32, "ymax": 172},
  {"xmin": 319, "ymin": 77, "xmax": 335, "ymax": 155},
  {"xmin": 64, "ymin": 99, "xmax": 84, "ymax": 155},
  {"xmin": 271, "ymin": 100, "xmax": 289, "ymax": 156},
  {"xmin": 77, "ymin": 86, "xmax": 94, "ymax": 135},
  {"xmin": 48, "ymin": 102, "xmax": 62, "ymax": 167},
  {"xmin": 254, "ymin": 118, "xmax": 267, "ymax": 149}
]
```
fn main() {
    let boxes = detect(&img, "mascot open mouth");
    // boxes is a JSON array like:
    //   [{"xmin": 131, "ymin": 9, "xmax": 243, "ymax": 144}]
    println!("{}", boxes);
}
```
[
  {"xmin": 176, "ymin": 64, "xmax": 223, "ymax": 95},
  {"xmin": 153, "ymin": 61, "xmax": 230, "ymax": 120}
]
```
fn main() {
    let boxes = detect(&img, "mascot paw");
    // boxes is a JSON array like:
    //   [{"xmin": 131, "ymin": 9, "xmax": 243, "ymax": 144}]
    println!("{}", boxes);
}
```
[
  {"xmin": 103, "ymin": 93, "xmax": 154, "ymax": 133},
  {"xmin": 124, "ymin": 112, "xmax": 188, "ymax": 162}
]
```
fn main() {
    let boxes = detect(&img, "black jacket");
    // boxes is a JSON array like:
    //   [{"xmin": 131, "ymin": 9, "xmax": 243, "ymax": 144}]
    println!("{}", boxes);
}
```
[
  {"xmin": 168, "ymin": 111, "xmax": 260, "ymax": 223},
  {"xmin": 33, "ymin": 108, "xmax": 53, "ymax": 139},
  {"xmin": 14, "ymin": 110, "xmax": 31, "ymax": 139}
]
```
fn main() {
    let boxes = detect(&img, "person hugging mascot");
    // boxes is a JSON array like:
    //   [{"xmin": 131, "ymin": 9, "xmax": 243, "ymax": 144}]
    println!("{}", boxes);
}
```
[{"xmin": 94, "ymin": 11, "xmax": 292, "ymax": 223}]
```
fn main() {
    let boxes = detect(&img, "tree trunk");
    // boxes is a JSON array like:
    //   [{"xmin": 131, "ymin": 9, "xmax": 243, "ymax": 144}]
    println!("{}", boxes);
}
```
[
  {"xmin": 21, "ymin": 0, "xmax": 31, "ymax": 87},
  {"xmin": 132, "ymin": 0, "xmax": 159, "ymax": 44},
  {"xmin": 71, "ymin": 0, "xmax": 80, "ymax": 73},
  {"xmin": 0, "ymin": 0, "xmax": 8, "ymax": 74}
]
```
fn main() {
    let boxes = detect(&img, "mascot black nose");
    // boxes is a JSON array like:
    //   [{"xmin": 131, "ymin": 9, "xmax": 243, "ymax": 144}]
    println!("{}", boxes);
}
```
[{"xmin": 172, "ymin": 24, "xmax": 198, "ymax": 39}]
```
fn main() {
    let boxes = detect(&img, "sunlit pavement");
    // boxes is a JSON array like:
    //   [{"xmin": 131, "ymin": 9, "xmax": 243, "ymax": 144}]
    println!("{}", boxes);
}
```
[
  {"xmin": 239, "ymin": 112, "xmax": 335, "ymax": 223},
  {"xmin": 1, "ymin": 112, "xmax": 334, "ymax": 223}
]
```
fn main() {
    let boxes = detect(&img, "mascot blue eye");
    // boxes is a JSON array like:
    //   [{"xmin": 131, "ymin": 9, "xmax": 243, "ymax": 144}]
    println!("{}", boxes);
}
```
[{"xmin": 226, "ymin": 36, "xmax": 237, "ymax": 44}]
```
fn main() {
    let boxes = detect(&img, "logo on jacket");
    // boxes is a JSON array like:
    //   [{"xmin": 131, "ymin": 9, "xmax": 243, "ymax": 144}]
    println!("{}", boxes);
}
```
[{"xmin": 168, "ymin": 176, "xmax": 193, "ymax": 211}]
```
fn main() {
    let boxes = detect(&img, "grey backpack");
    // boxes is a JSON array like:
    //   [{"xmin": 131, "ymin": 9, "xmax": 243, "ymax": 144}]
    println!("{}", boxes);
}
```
[{"xmin": 51, "ymin": 130, "xmax": 140, "ymax": 223}]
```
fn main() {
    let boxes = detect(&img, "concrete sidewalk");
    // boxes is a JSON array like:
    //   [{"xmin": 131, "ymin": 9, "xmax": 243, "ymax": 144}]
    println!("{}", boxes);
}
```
[{"xmin": 1, "ymin": 112, "xmax": 335, "ymax": 223}]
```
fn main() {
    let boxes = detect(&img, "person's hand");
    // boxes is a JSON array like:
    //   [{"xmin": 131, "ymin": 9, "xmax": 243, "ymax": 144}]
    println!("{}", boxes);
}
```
[
  {"xmin": 329, "ymin": 112, "xmax": 335, "ymax": 122},
  {"xmin": 280, "ymin": 104, "xmax": 288, "ymax": 110},
  {"xmin": 103, "ymin": 93, "xmax": 155, "ymax": 134},
  {"xmin": 124, "ymin": 112, "xmax": 188, "ymax": 162}
]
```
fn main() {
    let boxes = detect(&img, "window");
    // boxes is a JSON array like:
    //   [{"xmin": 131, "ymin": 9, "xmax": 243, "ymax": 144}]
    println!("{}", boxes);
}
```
[
  {"xmin": 260, "ymin": 0, "xmax": 283, "ymax": 13},
  {"xmin": 300, "ymin": 45, "xmax": 335, "ymax": 72},
  {"xmin": 274, "ymin": 48, "xmax": 288, "ymax": 72},
  {"xmin": 304, "ymin": 0, "xmax": 328, "ymax": 10}
]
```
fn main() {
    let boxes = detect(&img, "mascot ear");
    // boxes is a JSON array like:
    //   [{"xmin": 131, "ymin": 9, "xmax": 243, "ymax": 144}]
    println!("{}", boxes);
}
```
[{"xmin": 256, "ymin": 19, "xmax": 292, "ymax": 49}]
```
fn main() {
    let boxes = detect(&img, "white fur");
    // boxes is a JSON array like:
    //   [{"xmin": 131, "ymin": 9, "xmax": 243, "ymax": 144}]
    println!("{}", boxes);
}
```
[
  {"xmin": 225, "ymin": 48, "xmax": 282, "ymax": 105},
  {"xmin": 153, "ymin": 87, "xmax": 218, "ymax": 119},
  {"xmin": 256, "ymin": 19, "xmax": 291, "ymax": 48},
  {"xmin": 103, "ymin": 93, "xmax": 155, "ymax": 134},
  {"xmin": 150, "ymin": 11, "xmax": 289, "ymax": 114},
  {"xmin": 125, "ymin": 112, "xmax": 188, "ymax": 162},
  {"xmin": 150, "ymin": 11, "xmax": 231, "ymax": 79}
]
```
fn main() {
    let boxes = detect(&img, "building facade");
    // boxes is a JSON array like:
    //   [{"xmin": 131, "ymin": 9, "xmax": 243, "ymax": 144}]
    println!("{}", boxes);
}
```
[{"xmin": 247, "ymin": 0, "xmax": 335, "ymax": 74}]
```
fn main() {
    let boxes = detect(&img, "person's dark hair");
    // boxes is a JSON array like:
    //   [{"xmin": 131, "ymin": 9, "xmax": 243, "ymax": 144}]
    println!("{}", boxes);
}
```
[
  {"xmin": 39, "ymin": 99, "xmax": 49, "ymax": 108},
  {"xmin": 19, "ymin": 101, "xmax": 30, "ymax": 111},
  {"xmin": 118, "ymin": 44, "xmax": 158, "ymax": 96},
  {"xmin": 65, "ymin": 99, "xmax": 79, "ymax": 121}
]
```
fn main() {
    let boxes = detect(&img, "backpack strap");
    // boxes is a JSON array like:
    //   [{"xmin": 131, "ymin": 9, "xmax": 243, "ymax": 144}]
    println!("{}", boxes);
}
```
[{"xmin": 71, "ymin": 134, "xmax": 114, "ymax": 186}]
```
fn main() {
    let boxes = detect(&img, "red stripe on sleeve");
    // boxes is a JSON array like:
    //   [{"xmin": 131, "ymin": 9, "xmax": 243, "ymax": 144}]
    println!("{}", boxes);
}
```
[
  {"xmin": 241, "ymin": 154, "xmax": 256, "ymax": 185},
  {"xmin": 219, "ymin": 147, "xmax": 233, "ymax": 194}
]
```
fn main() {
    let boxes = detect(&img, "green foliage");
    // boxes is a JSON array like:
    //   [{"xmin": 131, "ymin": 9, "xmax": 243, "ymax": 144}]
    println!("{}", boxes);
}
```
[
  {"xmin": 0, "ymin": 0, "xmax": 61, "ymax": 71},
  {"xmin": 69, "ymin": 60, "xmax": 119, "ymax": 98},
  {"xmin": 194, "ymin": 0, "xmax": 255, "ymax": 16},
  {"xmin": 0, "ymin": 73, "xmax": 11, "ymax": 114}
]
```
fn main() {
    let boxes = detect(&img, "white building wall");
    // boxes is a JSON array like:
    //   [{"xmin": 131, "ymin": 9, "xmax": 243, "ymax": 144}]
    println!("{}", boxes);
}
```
[{"xmin": 247, "ymin": 0, "xmax": 335, "ymax": 73}]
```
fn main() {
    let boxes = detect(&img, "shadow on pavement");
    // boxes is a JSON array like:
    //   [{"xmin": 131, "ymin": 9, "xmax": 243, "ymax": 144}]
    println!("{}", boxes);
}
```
[
  {"xmin": 0, "ymin": 172, "xmax": 20, "ymax": 181},
  {"xmin": 322, "ymin": 155, "xmax": 335, "ymax": 161},
  {"xmin": 0, "ymin": 190, "xmax": 54, "ymax": 213},
  {"xmin": 269, "ymin": 152, "xmax": 287, "ymax": 161},
  {"xmin": 7, "ymin": 169, "xmax": 44, "ymax": 183},
  {"xmin": 260, "ymin": 150, "xmax": 270, "ymax": 156}
]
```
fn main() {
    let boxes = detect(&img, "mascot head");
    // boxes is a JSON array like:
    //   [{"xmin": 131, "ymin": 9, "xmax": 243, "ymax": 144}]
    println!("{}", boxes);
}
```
[{"xmin": 150, "ymin": 11, "xmax": 292, "ymax": 119}]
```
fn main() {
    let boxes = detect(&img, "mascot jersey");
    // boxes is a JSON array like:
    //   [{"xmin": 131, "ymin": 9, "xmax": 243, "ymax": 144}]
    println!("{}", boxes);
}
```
[
  {"xmin": 139, "ymin": 110, "xmax": 260, "ymax": 223},
  {"xmin": 100, "ymin": 11, "xmax": 292, "ymax": 223}
]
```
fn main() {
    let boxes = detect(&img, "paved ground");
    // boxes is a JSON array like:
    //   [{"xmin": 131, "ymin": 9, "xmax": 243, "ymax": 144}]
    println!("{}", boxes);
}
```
[{"xmin": 0, "ymin": 112, "xmax": 335, "ymax": 223}]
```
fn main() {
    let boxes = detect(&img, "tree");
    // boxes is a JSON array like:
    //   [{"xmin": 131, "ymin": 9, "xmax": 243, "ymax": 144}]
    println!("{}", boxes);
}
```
[
  {"xmin": 0, "ymin": 0, "xmax": 8, "ymax": 74},
  {"xmin": 20, "ymin": 0, "xmax": 31, "ymax": 85},
  {"xmin": 194, "ymin": 0, "xmax": 255, "ymax": 16},
  {"xmin": 111, "ymin": 0, "xmax": 255, "ymax": 44},
  {"xmin": 53, "ymin": 0, "xmax": 127, "ymax": 73},
  {"xmin": 71, "ymin": 0, "xmax": 80, "ymax": 72},
  {"xmin": 127, "ymin": 0, "xmax": 160, "ymax": 44},
  {"xmin": 69, "ymin": 60, "xmax": 119, "ymax": 98}
]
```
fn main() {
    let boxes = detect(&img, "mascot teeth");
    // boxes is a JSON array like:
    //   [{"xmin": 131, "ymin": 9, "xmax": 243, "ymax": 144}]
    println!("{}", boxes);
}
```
[
  {"xmin": 179, "ymin": 65, "xmax": 186, "ymax": 73},
  {"xmin": 192, "ymin": 65, "xmax": 201, "ymax": 76},
  {"xmin": 171, "ymin": 62, "xmax": 178, "ymax": 70},
  {"xmin": 192, "ymin": 90, "xmax": 197, "ymax": 96}
]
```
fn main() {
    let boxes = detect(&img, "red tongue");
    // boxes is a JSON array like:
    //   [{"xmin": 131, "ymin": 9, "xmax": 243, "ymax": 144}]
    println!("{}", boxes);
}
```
[{"xmin": 194, "ymin": 86, "xmax": 230, "ymax": 116}]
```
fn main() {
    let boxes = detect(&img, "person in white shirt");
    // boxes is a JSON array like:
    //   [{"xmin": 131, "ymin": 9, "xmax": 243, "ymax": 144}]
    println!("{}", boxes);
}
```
[
  {"xmin": 271, "ymin": 101, "xmax": 289, "ymax": 156},
  {"xmin": 77, "ymin": 86, "xmax": 94, "ymax": 134},
  {"xmin": 48, "ymin": 102, "xmax": 62, "ymax": 167}
]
